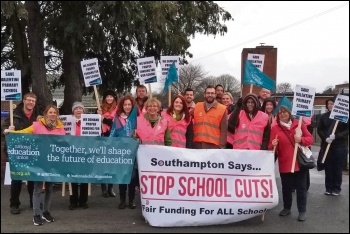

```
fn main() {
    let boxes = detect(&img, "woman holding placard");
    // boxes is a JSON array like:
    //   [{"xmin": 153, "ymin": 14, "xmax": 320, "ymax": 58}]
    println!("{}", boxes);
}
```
[
  {"xmin": 268, "ymin": 105, "xmax": 313, "ymax": 221},
  {"xmin": 97, "ymin": 90, "xmax": 118, "ymax": 197},
  {"xmin": 4, "ymin": 104, "xmax": 66, "ymax": 226}
]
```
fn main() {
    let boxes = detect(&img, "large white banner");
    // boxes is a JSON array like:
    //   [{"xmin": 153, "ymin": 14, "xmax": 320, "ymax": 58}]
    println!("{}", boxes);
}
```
[
  {"xmin": 330, "ymin": 94, "xmax": 349, "ymax": 123},
  {"xmin": 292, "ymin": 84, "xmax": 315, "ymax": 117},
  {"xmin": 247, "ymin": 53, "xmax": 265, "ymax": 72},
  {"xmin": 137, "ymin": 146, "xmax": 278, "ymax": 227}
]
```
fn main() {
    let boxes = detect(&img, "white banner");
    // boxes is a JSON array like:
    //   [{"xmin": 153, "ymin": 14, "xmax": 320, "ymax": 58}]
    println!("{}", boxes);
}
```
[
  {"xmin": 330, "ymin": 94, "xmax": 349, "ymax": 123},
  {"xmin": 81, "ymin": 114, "xmax": 101, "ymax": 136},
  {"xmin": 80, "ymin": 58, "xmax": 102, "ymax": 87},
  {"xmin": 137, "ymin": 146, "xmax": 278, "ymax": 227},
  {"xmin": 247, "ymin": 53, "xmax": 265, "ymax": 72},
  {"xmin": 292, "ymin": 84, "xmax": 316, "ymax": 117},
  {"xmin": 137, "ymin": 57, "xmax": 157, "ymax": 84},
  {"xmin": 59, "ymin": 115, "xmax": 76, "ymax": 135},
  {"xmin": 1, "ymin": 70, "xmax": 22, "ymax": 101},
  {"xmin": 159, "ymin": 56, "xmax": 179, "ymax": 83}
]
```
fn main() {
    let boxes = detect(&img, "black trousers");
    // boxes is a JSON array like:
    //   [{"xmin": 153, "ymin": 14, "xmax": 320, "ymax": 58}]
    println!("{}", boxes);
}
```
[
  {"xmin": 10, "ymin": 180, "xmax": 34, "ymax": 208},
  {"xmin": 70, "ymin": 183, "xmax": 88, "ymax": 205},
  {"xmin": 119, "ymin": 170, "xmax": 139, "ymax": 202},
  {"xmin": 280, "ymin": 169, "xmax": 308, "ymax": 212}
]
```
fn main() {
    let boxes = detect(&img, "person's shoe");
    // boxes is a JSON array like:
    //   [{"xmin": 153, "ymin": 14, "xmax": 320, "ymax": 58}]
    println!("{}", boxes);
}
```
[
  {"xmin": 129, "ymin": 201, "xmax": 136, "ymax": 209},
  {"xmin": 331, "ymin": 191, "xmax": 340, "ymax": 196},
  {"xmin": 119, "ymin": 201, "xmax": 126, "ymax": 209},
  {"xmin": 79, "ymin": 203, "xmax": 89, "ymax": 209},
  {"xmin": 108, "ymin": 189, "xmax": 116, "ymax": 197},
  {"xmin": 324, "ymin": 191, "xmax": 332, "ymax": 195},
  {"xmin": 33, "ymin": 214, "xmax": 43, "ymax": 226},
  {"xmin": 298, "ymin": 212, "xmax": 306, "ymax": 221},
  {"xmin": 69, "ymin": 204, "xmax": 77, "ymax": 210},
  {"xmin": 10, "ymin": 206, "xmax": 20, "ymax": 215},
  {"xmin": 42, "ymin": 211, "xmax": 54, "ymax": 222},
  {"xmin": 279, "ymin": 209, "xmax": 291, "ymax": 216},
  {"xmin": 102, "ymin": 190, "xmax": 109, "ymax": 198}
]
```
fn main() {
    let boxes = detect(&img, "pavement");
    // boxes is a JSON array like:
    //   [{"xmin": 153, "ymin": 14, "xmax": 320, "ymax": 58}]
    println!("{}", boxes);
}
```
[{"xmin": 1, "ymin": 145, "xmax": 349, "ymax": 233}]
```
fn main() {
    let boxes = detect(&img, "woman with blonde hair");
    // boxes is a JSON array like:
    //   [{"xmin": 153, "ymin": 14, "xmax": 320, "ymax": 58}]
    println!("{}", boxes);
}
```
[
  {"xmin": 136, "ymin": 98, "xmax": 171, "ymax": 146},
  {"xmin": 5, "ymin": 104, "xmax": 66, "ymax": 226}
]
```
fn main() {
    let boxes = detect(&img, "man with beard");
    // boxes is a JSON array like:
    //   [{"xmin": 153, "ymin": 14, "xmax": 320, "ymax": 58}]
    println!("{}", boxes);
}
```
[
  {"xmin": 193, "ymin": 85, "xmax": 227, "ymax": 149},
  {"xmin": 215, "ymin": 84, "xmax": 224, "ymax": 104},
  {"xmin": 135, "ymin": 85, "xmax": 148, "ymax": 113},
  {"xmin": 2, "ymin": 92, "xmax": 40, "ymax": 214},
  {"xmin": 184, "ymin": 88, "xmax": 195, "ymax": 114}
]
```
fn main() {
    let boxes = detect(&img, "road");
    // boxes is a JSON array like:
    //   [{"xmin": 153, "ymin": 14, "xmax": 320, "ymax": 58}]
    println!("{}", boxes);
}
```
[{"xmin": 1, "ymin": 146, "xmax": 349, "ymax": 233}]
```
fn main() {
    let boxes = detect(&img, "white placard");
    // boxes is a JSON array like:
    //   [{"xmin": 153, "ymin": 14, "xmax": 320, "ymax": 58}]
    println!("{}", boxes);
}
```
[
  {"xmin": 292, "ymin": 84, "xmax": 316, "ymax": 117},
  {"xmin": 159, "ymin": 56, "xmax": 180, "ymax": 83},
  {"xmin": 247, "ymin": 53, "xmax": 265, "ymax": 72},
  {"xmin": 81, "ymin": 114, "xmax": 101, "ymax": 136},
  {"xmin": 80, "ymin": 58, "xmax": 102, "ymax": 87},
  {"xmin": 138, "ymin": 145, "xmax": 278, "ymax": 227},
  {"xmin": 1, "ymin": 70, "xmax": 22, "ymax": 101},
  {"xmin": 4, "ymin": 162, "xmax": 11, "ymax": 185},
  {"xmin": 137, "ymin": 57, "xmax": 157, "ymax": 84},
  {"xmin": 330, "ymin": 94, "xmax": 349, "ymax": 123},
  {"xmin": 59, "ymin": 115, "xmax": 76, "ymax": 135}
]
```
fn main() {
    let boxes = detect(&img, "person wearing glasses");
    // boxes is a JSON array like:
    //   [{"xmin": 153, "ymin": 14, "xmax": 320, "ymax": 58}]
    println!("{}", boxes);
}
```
[
  {"xmin": 228, "ymin": 93, "xmax": 270, "ymax": 150},
  {"xmin": 193, "ymin": 85, "xmax": 228, "ymax": 149},
  {"xmin": 4, "ymin": 104, "xmax": 66, "ymax": 226},
  {"xmin": 2, "ymin": 92, "xmax": 40, "ymax": 215}
]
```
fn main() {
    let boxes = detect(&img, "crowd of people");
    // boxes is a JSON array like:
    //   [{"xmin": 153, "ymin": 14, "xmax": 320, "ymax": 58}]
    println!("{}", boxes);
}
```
[{"xmin": 2, "ymin": 84, "xmax": 348, "ymax": 225}]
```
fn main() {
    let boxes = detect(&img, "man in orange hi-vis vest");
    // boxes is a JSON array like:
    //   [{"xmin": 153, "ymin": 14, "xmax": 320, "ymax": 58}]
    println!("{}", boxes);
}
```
[{"xmin": 193, "ymin": 85, "xmax": 228, "ymax": 149}]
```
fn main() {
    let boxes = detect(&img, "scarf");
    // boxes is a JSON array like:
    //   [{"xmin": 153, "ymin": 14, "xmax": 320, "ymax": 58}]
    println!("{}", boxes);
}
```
[
  {"xmin": 280, "ymin": 120, "xmax": 292, "ymax": 130},
  {"xmin": 45, "ymin": 118, "xmax": 57, "ymax": 130}
]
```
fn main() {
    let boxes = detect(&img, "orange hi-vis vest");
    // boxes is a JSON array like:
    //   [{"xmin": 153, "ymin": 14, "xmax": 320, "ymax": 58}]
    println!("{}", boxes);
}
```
[
  {"xmin": 227, "ymin": 113, "xmax": 234, "ymax": 145},
  {"xmin": 232, "ymin": 110, "xmax": 268, "ymax": 150},
  {"xmin": 193, "ymin": 102, "xmax": 227, "ymax": 146},
  {"xmin": 164, "ymin": 112, "xmax": 190, "ymax": 148},
  {"xmin": 136, "ymin": 114, "xmax": 168, "ymax": 145}
]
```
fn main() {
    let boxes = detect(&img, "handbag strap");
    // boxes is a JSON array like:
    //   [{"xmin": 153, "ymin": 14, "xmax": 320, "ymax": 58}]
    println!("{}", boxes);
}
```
[{"xmin": 279, "ymin": 125, "xmax": 296, "ymax": 148}]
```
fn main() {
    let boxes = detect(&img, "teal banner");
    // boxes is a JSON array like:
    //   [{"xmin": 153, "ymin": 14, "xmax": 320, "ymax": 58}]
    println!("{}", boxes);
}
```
[{"xmin": 5, "ymin": 134, "xmax": 139, "ymax": 183}]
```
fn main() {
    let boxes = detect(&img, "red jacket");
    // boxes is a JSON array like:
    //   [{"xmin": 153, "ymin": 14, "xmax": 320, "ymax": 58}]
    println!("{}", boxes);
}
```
[{"xmin": 268, "ymin": 119, "xmax": 314, "ymax": 173}]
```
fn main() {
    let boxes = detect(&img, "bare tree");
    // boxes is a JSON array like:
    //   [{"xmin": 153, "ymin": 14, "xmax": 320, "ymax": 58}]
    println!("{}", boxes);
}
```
[
  {"xmin": 214, "ymin": 74, "xmax": 241, "ymax": 97},
  {"xmin": 173, "ymin": 64, "xmax": 208, "ymax": 94},
  {"xmin": 276, "ymin": 82, "xmax": 293, "ymax": 93},
  {"xmin": 322, "ymin": 85, "xmax": 336, "ymax": 94}
]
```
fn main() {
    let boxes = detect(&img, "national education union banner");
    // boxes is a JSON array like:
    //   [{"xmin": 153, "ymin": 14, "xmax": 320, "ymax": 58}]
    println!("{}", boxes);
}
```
[
  {"xmin": 5, "ymin": 134, "xmax": 139, "ymax": 183},
  {"xmin": 137, "ymin": 145, "xmax": 279, "ymax": 227}
]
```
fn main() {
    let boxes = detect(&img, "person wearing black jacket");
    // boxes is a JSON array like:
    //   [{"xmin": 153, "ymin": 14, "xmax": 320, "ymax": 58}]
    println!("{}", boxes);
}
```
[
  {"xmin": 317, "ymin": 97, "xmax": 349, "ymax": 196},
  {"xmin": 1, "ymin": 92, "xmax": 40, "ymax": 214}
]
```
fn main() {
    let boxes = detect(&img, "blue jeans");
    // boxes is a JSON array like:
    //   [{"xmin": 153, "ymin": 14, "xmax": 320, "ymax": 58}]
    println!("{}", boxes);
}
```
[{"xmin": 324, "ymin": 147, "xmax": 347, "ymax": 193}]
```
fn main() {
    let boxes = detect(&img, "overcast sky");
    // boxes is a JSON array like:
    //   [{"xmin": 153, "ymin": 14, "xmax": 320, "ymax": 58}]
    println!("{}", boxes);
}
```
[{"xmin": 184, "ymin": 1, "xmax": 349, "ymax": 93}]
